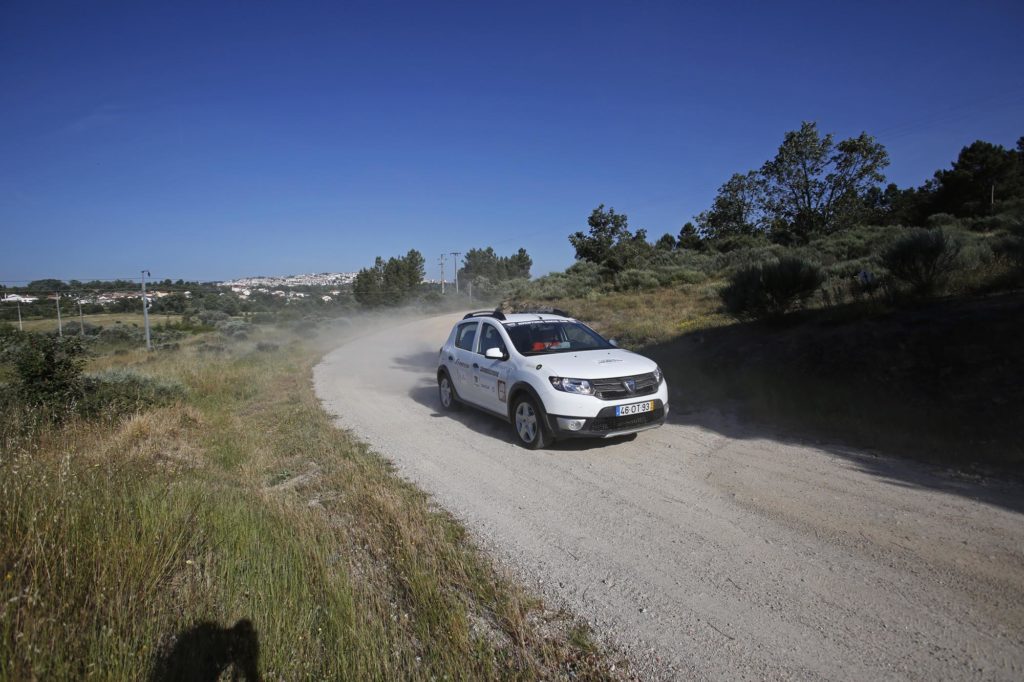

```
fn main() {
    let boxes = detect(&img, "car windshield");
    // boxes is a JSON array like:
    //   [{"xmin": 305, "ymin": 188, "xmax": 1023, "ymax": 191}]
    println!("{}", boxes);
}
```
[{"xmin": 503, "ymin": 320, "xmax": 614, "ymax": 355}]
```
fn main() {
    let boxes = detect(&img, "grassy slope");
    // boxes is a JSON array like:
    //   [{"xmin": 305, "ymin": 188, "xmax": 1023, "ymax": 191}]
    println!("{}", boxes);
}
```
[
  {"xmin": 17, "ymin": 312, "xmax": 183, "ymax": 333},
  {"xmin": 1, "ymin": 325, "xmax": 613, "ymax": 680},
  {"xmin": 526, "ymin": 285, "xmax": 1024, "ymax": 471},
  {"xmin": 645, "ymin": 292, "xmax": 1024, "ymax": 469}
]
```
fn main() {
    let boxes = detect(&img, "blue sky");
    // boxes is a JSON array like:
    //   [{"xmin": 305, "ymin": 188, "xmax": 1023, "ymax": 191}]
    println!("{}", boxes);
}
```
[{"xmin": 2, "ymin": 0, "xmax": 1022, "ymax": 283}]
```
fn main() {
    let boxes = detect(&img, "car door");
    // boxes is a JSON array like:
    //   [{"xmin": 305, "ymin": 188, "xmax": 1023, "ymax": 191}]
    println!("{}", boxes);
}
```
[
  {"xmin": 473, "ymin": 322, "xmax": 513, "ymax": 414},
  {"xmin": 450, "ymin": 321, "xmax": 480, "ymax": 403}
]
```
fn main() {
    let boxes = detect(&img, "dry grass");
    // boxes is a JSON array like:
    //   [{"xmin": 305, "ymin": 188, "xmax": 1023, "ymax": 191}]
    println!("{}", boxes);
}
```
[
  {"xmin": 521, "ymin": 282, "xmax": 729, "ymax": 346},
  {"xmin": 17, "ymin": 313, "xmax": 183, "ymax": 334},
  {"xmin": 0, "ymin": 325, "xmax": 615, "ymax": 680}
]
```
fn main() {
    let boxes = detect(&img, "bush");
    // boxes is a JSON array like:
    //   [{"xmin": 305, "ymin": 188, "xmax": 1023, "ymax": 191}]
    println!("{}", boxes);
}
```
[
  {"xmin": 613, "ymin": 269, "xmax": 660, "ymax": 291},
  {"xmin": 78, "ymin": 370, "xmax": 186, "ymax": 420},
  {"xmin": 197, "ymin": 309, "xmax": 230, "ymax": 325},
  {"xmin": 968, "ymin": 212, "xmax": 1022, "ymax": 233},
  {"xmin": 805, "ymin": 224, "xmax": 902, "ymax": 266},
  {"xmin": 993, "ymin": 224, "xmax": 1024, "ymax": 268},
  {"xmin": 511, "ymin": 261, "xmax": 604, "ymax": 300},
  {"xmin": 926, "ymin": 213, "xmax": 962, "ymax": 229},
  {"xmin": 882, "ymin": 228, "xmax": 962, "ymax": 296},
  {"xmin": 97, "ymin": 325, "xmax": 144, "ymax": 343},
  {"xmin": 11, "ymin": 335, "xmax": 87, "ymax": 410},
  {"xmin": 216, "ymin": 319, "xmax": 250, "ymax": 339},
  {"xmin": 720, "ymin": 256, "xmax": 825, "ymax": 319}
]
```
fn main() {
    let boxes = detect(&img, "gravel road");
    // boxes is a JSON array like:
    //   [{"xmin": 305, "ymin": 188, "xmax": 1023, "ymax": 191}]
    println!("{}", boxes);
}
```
[{"xmin": 314, "ymin": 313, "xmax": 1024, "ymax": 680}]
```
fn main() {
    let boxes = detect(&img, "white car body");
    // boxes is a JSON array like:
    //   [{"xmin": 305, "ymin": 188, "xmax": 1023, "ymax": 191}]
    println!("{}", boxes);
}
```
[{"xmin": 437, "ymin": 310, "xmax": 669, "ymax": 447}]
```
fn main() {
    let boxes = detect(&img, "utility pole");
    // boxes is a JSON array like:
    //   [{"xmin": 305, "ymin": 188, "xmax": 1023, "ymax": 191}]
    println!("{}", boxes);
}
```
[
  {"xmin": 141, "ymin": 270, "xmax": 152, "ymax": 351},
  {"xmin": 439, "ymin": 254, "xmax": 446, "ymax": 295},
  {"xmin": 450, "ymin": 251, "xmax": 462, "ymax": 294},
  {"xmin": 77, "ymin": 296, "xmax": 85, "ymax": 336},
  {"xmin": 17, "ymin": 301, "xmax": 23, "ymax": 332},
  {"xmin": 991, "ymin": 183, "xmax": 995, "ymax": 209},
  {"xmin": 55, "ymin": 291, "xmax": 63, "ymax": 337}
]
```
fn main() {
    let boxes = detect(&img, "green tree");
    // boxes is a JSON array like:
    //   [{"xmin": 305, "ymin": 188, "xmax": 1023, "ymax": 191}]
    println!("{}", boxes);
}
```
[
  {"xmin": 569, "ymin": 205, "xmax": 632, "ymax": 270},
  {"xmin": 27, "ymin": 279, "xmax": 66, "ymax": 292},
  {"xmin": 932, "ymin": 140, "xmax": 1023, "ymax": 217},
  {"xmin": 400, "ymin": 249, "xmax": 426, "ymax": 288},
  {"xmin": 677, "ymin": 222, "xmax": 704, "ymax": 250},
  {"xmin": 506, "ymin": 248, "xmax": 532, "ymax": 278},
  {"xmin": 760, "ymin": 122, "xmax": 889, "ymax": 242},
  {"xmin": 695, "ymin": 171, "xmax": 766, "ymax": 238},
  {"xmin": 655, "ymin": 233, "xmax": 677, "ymax": 250},
  {"xmin": 569, "ymin": 205, "xmax": 653, "ymax": 274},
  {"xmin": 353, "ymin": 257, "xmax": 385, "ymax": 306},
  {"xmin": 354, "ymin": 250, "xmax": 425, "ymax": 307},
  {"xmin": 459, "ymin": 247, "xmax": 532, "ymax": 283}
]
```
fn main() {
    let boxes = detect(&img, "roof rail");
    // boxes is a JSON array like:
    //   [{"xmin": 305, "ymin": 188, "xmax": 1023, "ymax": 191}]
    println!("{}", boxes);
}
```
[
  {"xmin": 516, "ymin": 307, "xmax": 572, "ymax": 318},
  {"xmin": 462, "ymin": 309, "xmax": 506, "ymax": 321}
]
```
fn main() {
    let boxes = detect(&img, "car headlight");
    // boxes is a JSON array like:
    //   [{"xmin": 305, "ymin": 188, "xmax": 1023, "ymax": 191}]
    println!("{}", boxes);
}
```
[
  {"xmin": 653, "ymin": 366, "xmax": 663, "ymax": 384},
  {"xmin": 549, "ymin": 377, "xmax": 595, "ymax": 395}
]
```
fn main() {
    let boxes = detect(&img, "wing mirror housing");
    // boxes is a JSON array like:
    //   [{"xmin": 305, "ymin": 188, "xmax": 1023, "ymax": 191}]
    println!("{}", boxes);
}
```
[
  {"xmin": 484, "ymin": 347, "xmax": 507, "ymax": 360},
  {"xmin": 609, "ymin": 339, "xmax": 619, "ymax": 347}
]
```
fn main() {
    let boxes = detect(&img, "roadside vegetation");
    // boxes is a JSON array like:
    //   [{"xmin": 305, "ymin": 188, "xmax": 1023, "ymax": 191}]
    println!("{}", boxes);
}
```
[
  {"xmin": 510, "ymin": 124, "xmax": 1024, "ymax": 469},
  {"xmin": 0, "ymin": 318, "xmax": 614, "ymax": 680}
]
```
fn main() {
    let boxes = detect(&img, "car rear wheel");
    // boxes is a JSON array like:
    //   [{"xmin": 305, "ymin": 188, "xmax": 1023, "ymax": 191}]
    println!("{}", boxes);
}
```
[
  {"xmin": 512, "ymin": 396, "xmax": 551, "ymax": 449},
  {"xmin": 438, "ymin": 372, "xmax": 460, "ymax": 411}
]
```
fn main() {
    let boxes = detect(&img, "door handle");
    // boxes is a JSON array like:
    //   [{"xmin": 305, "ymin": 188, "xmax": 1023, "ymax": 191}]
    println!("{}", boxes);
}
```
[
  {"xmin": 448, "ymin": 355, "xmax": 453, "ymax": 361},
  {"xmin": 472, "ymin": 363, "xmax": 479, "ymax": 370}
]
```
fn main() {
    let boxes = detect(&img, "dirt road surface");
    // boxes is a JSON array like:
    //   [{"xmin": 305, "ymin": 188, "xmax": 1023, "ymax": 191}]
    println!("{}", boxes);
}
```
[{"xmin": 314, "ymin": 314, "xmax": 1024, "ymax": 680}]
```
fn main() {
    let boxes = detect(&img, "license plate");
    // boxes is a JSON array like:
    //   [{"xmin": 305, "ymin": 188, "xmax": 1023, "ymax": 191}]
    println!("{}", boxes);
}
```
[{"xmin": 615, "ymin": 401, "xmax": 654, "ymax": 416}]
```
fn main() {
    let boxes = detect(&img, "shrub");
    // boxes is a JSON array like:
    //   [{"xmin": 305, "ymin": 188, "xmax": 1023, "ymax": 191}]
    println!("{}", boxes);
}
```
[
  {"xmin": 216, "ymin": 319, "xmax": 250, "ymax": 339},
  {"xmin": 614, "ymin": 269, "xmax": 660, "ymax": 291},
  {"xmin": 926, "ymin": 213, "xmax": 961, "ymax": 229},
  {"xmin": 882, "ymin": 228, "xmax": 962, "ymax": 296},
  {"xmin": 62, "ymin": 320, "xmax": 102, "ymax": 337},
  {"xmin": 291, "ymin": 318, "xmax": 319, "ymax": 337},
  {"xmin": 78, "ymin": 370, "xmax": 186, "ymax": 420},
  {"xmin": 511, "ymin": 261, "xmax": 604, "ymax": 300},
  {"xmin": 97, "ymin": 325, "xmax": 145, "ymax": 343},
  {"xmin": 806, "ymin": 224, "xmax": 902, "ymax": 265},
  {"xmin": 992, "ymin": 224, "xmax": 1024, "ymax": 268},
  {"xmin": 11, "ymin": 335, "xmax": 87, "ymax": 410},
  {"xmin": 968, "ymin": 212, "xmax": 1022, "ymax": 233},
  {"xmin": 720, "ymin": 256, "xmax": 825, "ymax": 319},
  {"xmin": 197, "ymin": 309, "xmax": 230, "ymax": 325}
]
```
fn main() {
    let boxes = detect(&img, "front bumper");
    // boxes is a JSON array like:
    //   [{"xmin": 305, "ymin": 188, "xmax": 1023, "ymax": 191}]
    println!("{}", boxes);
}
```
[{"xmin": 546, "ymin": 400, "xmax": 668, "ymax": 439}]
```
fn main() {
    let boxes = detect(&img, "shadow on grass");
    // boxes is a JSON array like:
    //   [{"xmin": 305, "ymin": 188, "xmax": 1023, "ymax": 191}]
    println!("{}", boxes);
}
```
[
  {"xmin": 646, "ymin": 292, "xmax": 1024, "ymax": 514},
  {"xmin": 151, "ymin": 618, "xmax": 261, "ymax": 682}
]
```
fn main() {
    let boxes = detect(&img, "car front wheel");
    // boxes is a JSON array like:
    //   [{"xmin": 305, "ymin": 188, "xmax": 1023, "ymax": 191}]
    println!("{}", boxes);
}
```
[{"xmin": 512, "ymin": 395, "xmax": 551, "ymax": 449}]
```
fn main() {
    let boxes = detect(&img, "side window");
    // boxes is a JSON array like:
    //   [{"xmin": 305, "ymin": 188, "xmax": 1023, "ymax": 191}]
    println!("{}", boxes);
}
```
[
  {"xmin": 455, "ymin": 322, "xmax": 478, "ymax": 351},
  {"xmin": 480, "ymin": 324, "xmax": 507, "ymax": 356},
  {"xmin": 564, "ymin": 324, "xmax": 591, "ymax": 345}
]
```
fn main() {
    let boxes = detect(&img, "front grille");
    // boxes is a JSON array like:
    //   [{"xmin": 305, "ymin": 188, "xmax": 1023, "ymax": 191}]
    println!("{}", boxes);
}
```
[
  {"xmin": 590, "ymin": 372, "xmax": 659, "ymax": 400},
  {"xmin": 589, "ymin": 406, "xmax": 665, "ymax": 433}
]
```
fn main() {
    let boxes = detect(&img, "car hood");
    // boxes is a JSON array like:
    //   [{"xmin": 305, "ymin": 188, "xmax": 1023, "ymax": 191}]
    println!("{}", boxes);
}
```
[{"xmin": 525, "ymin": 348, "xmax": 657, "ymax": 379}]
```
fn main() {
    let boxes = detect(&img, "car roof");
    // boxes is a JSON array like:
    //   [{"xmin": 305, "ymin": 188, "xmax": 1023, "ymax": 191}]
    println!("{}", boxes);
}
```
[
  {"xmin": 459, "ymin": 311, "xmax": 574, "ymax": 324},
  {"xmin": 499, "ymin": 313, "xmax": 574, "ymax": 323}
]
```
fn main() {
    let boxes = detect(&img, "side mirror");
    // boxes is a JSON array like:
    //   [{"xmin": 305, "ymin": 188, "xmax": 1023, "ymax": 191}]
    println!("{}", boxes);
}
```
[
  {"xmin": 609, "ymin": 339, "xmax": 619, "ymax": 347},
  {"xmin": 484, "ymin": 347, "xmax": 506, "ymax": 360}
]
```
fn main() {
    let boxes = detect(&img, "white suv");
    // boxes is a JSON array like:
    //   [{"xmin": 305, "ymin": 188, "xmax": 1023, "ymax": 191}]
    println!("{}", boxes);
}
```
[{"xmin": 437, "ymin": 309, "xmax": 669, "ymax": 448}]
